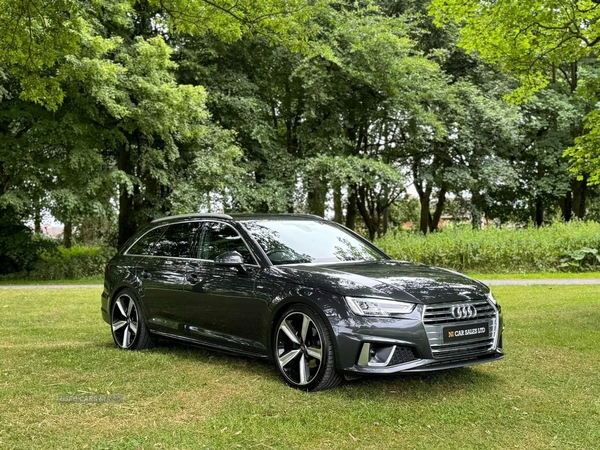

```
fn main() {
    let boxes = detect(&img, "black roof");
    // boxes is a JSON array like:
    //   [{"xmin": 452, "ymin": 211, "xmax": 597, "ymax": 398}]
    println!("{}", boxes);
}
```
[{"xmin": 151, "ymin": 213, "xmax": 324, "ymax": 224}]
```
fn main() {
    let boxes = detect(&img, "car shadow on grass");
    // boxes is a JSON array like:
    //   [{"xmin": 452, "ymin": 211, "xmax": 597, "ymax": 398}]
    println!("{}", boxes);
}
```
[
  {"xmin": 115, "ymin": 338, "xmax": 501, "ymax": 398},
  {"xmin": 335, "ymin": 366, "xmax": 501, "ymax": 402}
]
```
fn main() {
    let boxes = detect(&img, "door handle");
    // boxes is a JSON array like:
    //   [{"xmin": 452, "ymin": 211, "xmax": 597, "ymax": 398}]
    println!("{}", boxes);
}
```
[{"xmin": 141, "ymin": 270, "xmax": 151, "ymax": 279}]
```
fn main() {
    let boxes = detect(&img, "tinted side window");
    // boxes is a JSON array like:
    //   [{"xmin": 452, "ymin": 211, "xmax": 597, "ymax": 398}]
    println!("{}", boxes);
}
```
[
  {"xmin": 200, "ymin": 222, "xmax": 256, "ymax": 264},
  {"xmin": 154, "ymin": 222, "xmax": 202, "ymax": 258},
  {"xmin": 127, "ymin": 226, "xmax": 167, "ymax": 256}
]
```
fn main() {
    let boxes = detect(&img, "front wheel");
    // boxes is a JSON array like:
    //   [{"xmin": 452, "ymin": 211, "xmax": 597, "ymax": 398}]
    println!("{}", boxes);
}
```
[
  {"xmin": 110, "ymin": 289, "xmax": 154, "ymax": 350},
  {"xmin": 274, "ymin": 304, "xmax": 342, "ymax": 391}
]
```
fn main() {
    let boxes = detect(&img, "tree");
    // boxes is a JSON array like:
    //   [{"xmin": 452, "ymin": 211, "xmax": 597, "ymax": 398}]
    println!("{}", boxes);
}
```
[
  {"xmin": 306, "ymin": 155, "xmax": 405, "ymax": 240},
  {"xmin": 430, "ymin": 0, "xmax": 600, "ymax": 187},
  {"xmin": 0, "ymin": 0, "xmax": 325, "ymax": 249},
  {"xmin": 0, "ymin": 0, "xmax": 321, "ymax": 108},
  {"xmin": 176, "ymin": 5, "xmax": 444, "ymax": 232}
]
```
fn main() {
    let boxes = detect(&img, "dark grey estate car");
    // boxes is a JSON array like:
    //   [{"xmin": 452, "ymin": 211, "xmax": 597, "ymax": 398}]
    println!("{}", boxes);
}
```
[{"xmin": 102, "ymin": 213, "xmax": 504, "ymax": 391}]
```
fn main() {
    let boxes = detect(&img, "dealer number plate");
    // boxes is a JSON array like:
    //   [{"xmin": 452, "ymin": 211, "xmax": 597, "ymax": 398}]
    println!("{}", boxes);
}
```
[{"xmin": 443, "ymin": 322, "xmax": 489, "ymax": 343}]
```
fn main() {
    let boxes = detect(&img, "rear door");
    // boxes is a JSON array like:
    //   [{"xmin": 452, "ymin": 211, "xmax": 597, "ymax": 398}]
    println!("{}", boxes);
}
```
[
  {"xmin": 134, "ymin": 221, "xmax": 202, "ymax": 334},
  {"xmin": 184, "ymin": 221, "xmax": 266, "ymax": 353}
]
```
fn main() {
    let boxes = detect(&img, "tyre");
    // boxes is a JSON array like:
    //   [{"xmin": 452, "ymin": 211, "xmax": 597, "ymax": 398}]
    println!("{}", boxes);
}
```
[
  {"xmin": 110, "ymin": 289, "xmax": 155, "ymax": 350},
  {"xmin": 274, "ymin": 304, "xmax": 342, "ymax": 391}
]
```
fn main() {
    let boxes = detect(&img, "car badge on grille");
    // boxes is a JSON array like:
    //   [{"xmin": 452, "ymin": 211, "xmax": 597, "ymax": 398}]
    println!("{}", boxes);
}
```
[{"xmin": 451, "ymin": 304, "xmax": 477, "ymax": 320}]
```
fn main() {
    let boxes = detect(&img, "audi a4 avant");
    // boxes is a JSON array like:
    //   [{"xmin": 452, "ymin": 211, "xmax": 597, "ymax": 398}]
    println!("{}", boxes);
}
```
[{"xmin": 102, "ymin": 214, "xmax": 504, "ymax": 391}]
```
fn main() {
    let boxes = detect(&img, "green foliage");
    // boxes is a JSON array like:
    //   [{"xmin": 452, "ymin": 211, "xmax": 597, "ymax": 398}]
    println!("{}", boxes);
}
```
[
  {"xmin": 0, "ymin": 245, "xmax": 117, "ymax": 281},
  {"xmin": 1, "ymin": 0, "xmax": 598, "ymax": 263},
  {"xmin": 429, "ymin": 0, "xmax": 600, "ymax": 185},
  {"xmin": 566, "ymin": 109, "xmax": 600, "ymax": 185},
  {"xmin": 159, "ymin": 0, "xmax": 325, "ymax": 49},
  {"xmin": 559, "ymin": 247, "xmax": 600, "ymax": 270},
  {"xmin": 376, "ymin": 221, "xmax": 600, "ymax": 273},
  {"xmin": 0, "ymin": 0, "xmax": 320, "ymax": 109},
  {"xmin": 305, "ymin": 155, "xmax": 405, "ymax": 190},
  {"xmin": 0, "ymin": 207, "xmax": 55, "ymax": 274},
  {"xmin": 429, "ymin": 0, "xmax": 598, "ymax": 96}
]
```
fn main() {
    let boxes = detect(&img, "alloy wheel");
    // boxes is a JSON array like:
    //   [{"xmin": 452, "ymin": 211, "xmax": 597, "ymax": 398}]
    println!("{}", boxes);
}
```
[
  {"xmin": 111, "ymin": 294, "xmax": 139, "ymax": 349},
  {"xmin": 276, "ymin": 312, "xmax": 323, "ymax": 386}
]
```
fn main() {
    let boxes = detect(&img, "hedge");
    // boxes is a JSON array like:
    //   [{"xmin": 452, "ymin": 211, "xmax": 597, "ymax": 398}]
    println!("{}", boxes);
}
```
[{"xmin": 375, "ymin": 221, "xmax": 600, "ymax": 273}]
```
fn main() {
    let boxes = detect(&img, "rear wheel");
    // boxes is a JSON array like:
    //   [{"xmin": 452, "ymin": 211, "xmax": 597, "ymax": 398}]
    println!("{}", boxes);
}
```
[
  {"xmin": 111, "ymin": 289, "xmax": 154, "ymax": 350},
  {"xmin": 274, "ymin": 304, "xmax": 342, "ymax": 391}
]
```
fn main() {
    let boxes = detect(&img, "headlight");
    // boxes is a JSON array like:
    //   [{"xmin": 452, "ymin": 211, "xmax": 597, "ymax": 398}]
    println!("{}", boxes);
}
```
[
  {"xmin": 487, "ymin": 291, "xmax": 497, "ymax": 305},
  {"xmin": 345, "ymin": 297, "xmax": 415, "ymax": 317}
]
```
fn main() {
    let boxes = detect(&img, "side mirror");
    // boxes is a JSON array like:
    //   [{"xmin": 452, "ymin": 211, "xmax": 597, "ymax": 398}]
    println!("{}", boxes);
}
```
[
  {"xmin": 214, "ymin": 251, "xmax": 247, "ymax": 275},
  {"xmin": 214, "ymin": 251, "xmax": 245, "ymax": 266}
]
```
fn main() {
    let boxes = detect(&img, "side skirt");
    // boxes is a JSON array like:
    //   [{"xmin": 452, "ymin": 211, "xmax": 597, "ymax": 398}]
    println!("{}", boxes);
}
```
[{"xmin": 151, "ymin": 330, "xmax": 269, "ymax": 360}]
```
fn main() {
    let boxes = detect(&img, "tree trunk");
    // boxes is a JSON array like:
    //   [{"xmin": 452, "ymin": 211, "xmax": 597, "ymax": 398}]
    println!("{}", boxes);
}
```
[
  {"xmin": 535, "ymin": 197, "xmax": 544, "ymax": 227},
  {"xmin": 429, "ymin": 184, "xmax": 448, "ymax": 233},
  {"xmin": 254, "ymin": 168, "xmax": 269, "ymax": 213},
  {"xmin": 471, "ymin": 210, "xmax": 481, "ymax": 229},
  {"xmin": 63, "ymin": 221, "xmax": 72, "ymax": 249},
  {"xmin": 333, "ymin": 186, "xmax": 343, "ymax": 224},
  {"xmin": 34, "ymin": 197, "xmax": 41, "ymax": 234},
  {"xmin": 560, "ymin": 190, "xmax": 573, "ymax": 222},
  {"xmin": 307, "ymin": 180, "xmax": 327, "ymax": 217},
  {"xmin": 345, "ymin": 185, "xmax": 358, "ymax": 230},
  {"xmin": 356, "ymin": 185, "xmax": 378, "ymax": 241},
  {"xmin": 418, "ymin": 187, "xmax": 432, "ymax": 235},
  {"xmin": 117, "ymin": 146, "xmax": 138, "ymax": 248},
  {"xmin": 382, "ymin": 206, "xmax": 389, "ymax": 236},
  {"xmin": 572, "ymin": 177, "xmax": 587, "ymax": 219}
]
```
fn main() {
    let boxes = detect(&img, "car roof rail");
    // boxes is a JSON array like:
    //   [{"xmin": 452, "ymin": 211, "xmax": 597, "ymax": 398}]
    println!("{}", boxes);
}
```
[{"xmin": 151, "ymin": 213, "xmax": 233, "ymax": 223}]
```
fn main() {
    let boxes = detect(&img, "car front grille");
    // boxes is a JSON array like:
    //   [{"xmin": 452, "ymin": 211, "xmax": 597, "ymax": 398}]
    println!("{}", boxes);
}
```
[
  {"xmin": 423, "ymin": 300, "xmax": 498, "ymax": 360},
  {"xmin": 423, "ymin": 300, "xmax": 495, "ymax": 325}
]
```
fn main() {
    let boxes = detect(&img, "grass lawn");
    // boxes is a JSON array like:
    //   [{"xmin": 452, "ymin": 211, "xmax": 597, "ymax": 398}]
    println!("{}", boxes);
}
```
[
  {"xmin": 0, "ymin": 276, "xmax": 104, "ymax": 285},
  {"xmin": 468, "ymin": 272, "xmax": 600, "ymax": 280},
  {"xmin": 0, "ymin": 286, "xmax": 598, "ymax": 449}
]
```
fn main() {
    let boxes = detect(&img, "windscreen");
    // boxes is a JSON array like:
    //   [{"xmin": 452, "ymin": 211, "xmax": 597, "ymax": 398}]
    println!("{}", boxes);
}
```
[{"xmin": 242, "ymin": 220, "xmax": 386, "ymax": 265}]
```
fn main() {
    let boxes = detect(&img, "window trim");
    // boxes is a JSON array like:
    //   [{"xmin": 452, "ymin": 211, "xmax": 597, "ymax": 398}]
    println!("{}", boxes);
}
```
[
  {"xmin": 124, "ymin": 219, "xmax": 261, "ymax": 267},
  {"xmin": 124, "ymin": 220, "xmax": 200, "ymax": 258},
  {"xmin": 123, "ymin": 223, "xmax": 170, "ymax": 257}
]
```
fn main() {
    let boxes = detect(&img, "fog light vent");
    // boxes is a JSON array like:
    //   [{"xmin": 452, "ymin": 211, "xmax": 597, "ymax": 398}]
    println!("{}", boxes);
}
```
[
  {"xmin": 358, "ymin": 343, "xmax": 396, "ymax": 367},
  {"xmin": 388, "ymin": 346, "xmax": 416, "ymax": 366}
]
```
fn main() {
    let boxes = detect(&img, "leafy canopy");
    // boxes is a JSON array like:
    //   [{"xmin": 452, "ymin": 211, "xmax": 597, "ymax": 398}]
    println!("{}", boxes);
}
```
[
  {"xmin": 429, "ymin": 0, "xmax": 600, "ymax": 184},
  {"xmin": 0, "ymin": 0, "xmax": 323, "ymax": 109}
]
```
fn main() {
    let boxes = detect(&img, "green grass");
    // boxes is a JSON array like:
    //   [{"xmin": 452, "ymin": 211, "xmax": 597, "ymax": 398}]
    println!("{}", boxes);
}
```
[
  {"xmin": 0, "ymin": 276, "xmax": 104, "ymax": 285},
  {"xmin": 467, "ymin": 272, "xmax": 600, "ymax": 280},
  {"xmin": 0, "ymin": 286, "xmax": 598, "ymax": 449}
]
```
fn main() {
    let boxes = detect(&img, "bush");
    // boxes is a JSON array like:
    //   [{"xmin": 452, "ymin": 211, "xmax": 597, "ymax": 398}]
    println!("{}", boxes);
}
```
[
  {"xmin": 375, "ymin": 221, "xmax": 600, "ymax": 273},
  {"xmin": 0, "ymin": 245, "xmax": 117, "ymax": 281},
  {"xmin": 28, "ymin": 246, "xmax": 117, "ymax": 280},
  {"xmin": 0, "ymin": 207, "xmax": 56, "ymax": 274}
]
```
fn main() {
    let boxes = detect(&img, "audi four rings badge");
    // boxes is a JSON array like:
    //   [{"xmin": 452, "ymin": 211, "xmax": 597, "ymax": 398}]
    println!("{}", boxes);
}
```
[{"xmin": 451, "ymin": 304, "xmax": 478, "ymax": 319}]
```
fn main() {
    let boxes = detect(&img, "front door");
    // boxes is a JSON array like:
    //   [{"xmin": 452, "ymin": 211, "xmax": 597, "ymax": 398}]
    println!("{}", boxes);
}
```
[{"xmin": 184, "ymin": 221, "xmax": 266, "ymax": 354}]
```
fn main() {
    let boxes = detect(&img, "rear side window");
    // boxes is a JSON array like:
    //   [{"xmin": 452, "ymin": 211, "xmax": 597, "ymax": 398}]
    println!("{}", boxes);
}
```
[
  {"xmin": 153, "ymin": 222, "xmax": 202, "ymax": 258},
  {"xmin": 127, "ymin": 226, "xmax": 167, "ymax": 256}
]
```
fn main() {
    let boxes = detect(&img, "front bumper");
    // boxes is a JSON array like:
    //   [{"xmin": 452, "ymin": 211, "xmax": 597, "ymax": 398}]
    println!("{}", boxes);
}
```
[{"xmin": 332, "ymin": 300, "xmax": 504, "ymax": 375}]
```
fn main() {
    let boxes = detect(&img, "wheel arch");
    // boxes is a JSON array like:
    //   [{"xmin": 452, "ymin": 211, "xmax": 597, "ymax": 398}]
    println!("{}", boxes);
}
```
[
  {"xmin": 108, "ymin": 282, "xmax": 150, "ymax": 324},
  {"xmin": 267, "ymin": 293, "xmax": 343, "ymax": 370}
]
